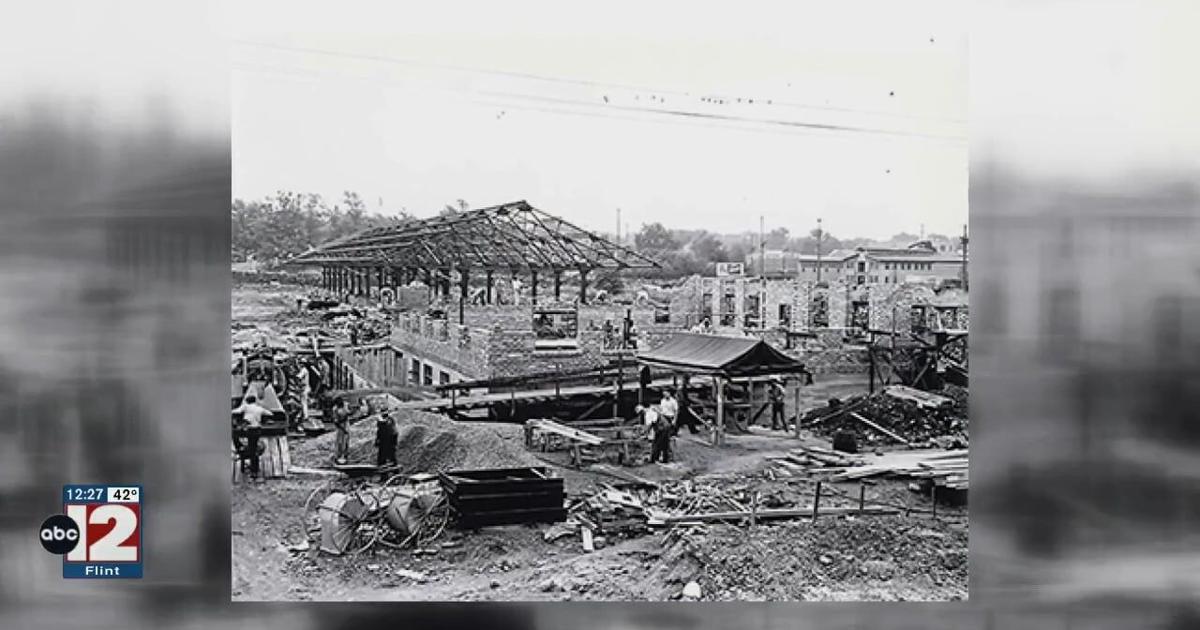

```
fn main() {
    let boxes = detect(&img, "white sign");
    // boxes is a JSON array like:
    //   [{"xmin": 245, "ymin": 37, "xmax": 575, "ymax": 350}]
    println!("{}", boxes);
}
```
[{"xmin": 716, "ymin": 262, "xmax": 745, "ymax": 277}]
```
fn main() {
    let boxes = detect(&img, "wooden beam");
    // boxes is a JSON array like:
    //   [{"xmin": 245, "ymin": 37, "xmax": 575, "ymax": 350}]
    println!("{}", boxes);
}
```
[
  {"xmin": 849, "ymin": 411, "xmax": 910, "ymax": 445},
  {"xmin": 658, "ymin": 506, "xmax": 898, "ymax": 525}
]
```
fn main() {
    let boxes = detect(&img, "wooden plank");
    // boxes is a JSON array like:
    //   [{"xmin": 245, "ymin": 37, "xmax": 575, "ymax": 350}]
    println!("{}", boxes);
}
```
[
  {"xmin": 883, "ymin": 384, "xmax": 951, "ymax": 409},
  {"xmin": 280, "ymin": 436, "xmax": 292, "ymax": 475},
  {"xmin": 848, "ymin": 412, "xmax": 910, "ymax": 445},
  {"xmin": 527, "ymin": 419, "xmax": 606, "ymax": 446},
  {"xmin": 658, "ymin": 505, "xmax": 898, "ymax": 524}
]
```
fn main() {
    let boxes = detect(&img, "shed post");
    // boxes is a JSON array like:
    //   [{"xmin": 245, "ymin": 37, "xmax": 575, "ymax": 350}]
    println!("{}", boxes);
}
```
[
  {"xmin": 793, "ymin": 376, "xmax": 802, "ymax": 438},
  {"xmin": 714, "ymin": 376, "xmax": 725, "ymax": 447}
]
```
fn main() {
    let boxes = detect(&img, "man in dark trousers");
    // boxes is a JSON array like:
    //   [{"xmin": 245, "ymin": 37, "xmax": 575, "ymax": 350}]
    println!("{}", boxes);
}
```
[
  {"xmin": 645, "ymin": 404, "xmax": 674, "ymax": 464},
  {"xmin": 374, "ymin": 411, "xmax": 398, "ymax": 481},
  {"xmin": 232, "ymin": 394, "xmax": 272, "ymax": 481},
  {"xmin": 331, "ymin": 396, "xmax": 352, "ymax": 464},
  {"xmin": 768, "ymin": 377, "xmax": 787, "ymax": 431}
]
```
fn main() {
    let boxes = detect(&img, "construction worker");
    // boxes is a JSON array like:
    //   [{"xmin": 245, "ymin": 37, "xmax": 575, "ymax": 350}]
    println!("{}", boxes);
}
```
[
  {"xmin": 636, "ymin": 404, "xmax": 671, "ymax": 464},
  {"xmin": 659, "ymin": 388, "xmax": 679, "ymax": 434},
  {"xmin": 232, "ymin": 394, "xmax": 272, "ymax": 481},
  {"xmin": 375, "ymin": 411, "xmax": 398, "ymax": 481},
  {"xmin": 768, "ymin": 377, "xmax": 787, "ymax": 431},
  {"xmin": 648, "ymin": 404, "xmax": 674, "ymax": 464},
  {"xmin": 331, "ymin": 396, "xmax": 352, "ymax": 464},
  {"xmin": 666, "ymin": 388, "xmax": 702, "ymax": 435}
]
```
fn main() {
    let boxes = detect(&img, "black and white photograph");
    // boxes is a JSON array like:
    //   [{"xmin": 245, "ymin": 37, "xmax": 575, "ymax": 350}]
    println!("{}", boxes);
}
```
[{"xmin": 229, "ymin": 0, "xmax": 969, "ymax": 601}]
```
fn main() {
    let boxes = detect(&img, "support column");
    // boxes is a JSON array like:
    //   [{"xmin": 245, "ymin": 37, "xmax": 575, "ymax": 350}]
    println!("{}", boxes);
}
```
[
  {"xmin": 578, "ymin": 268, "xmax": 589, "ymax": 305},
  {"xmin": 715, "ymin": 377, "xmax": 725, "ymax": 447},
  {"xmin": 460, "ymin": 267, "xmax": 469, "ymax": 303},
  {"xmin": 793, "ymin": 376, "xmax": 803, "ymax": 438},
  {"xmin": 554, "ymin": 270, "xmax": 562, "ymax": 302},
  {"xmin": 530, "ymin": 270, "xmax": 539, "ymax": 306},
  {"xmin": 364, "ymin": 266, "xmax": 372, "ymax": 297},
  {"xmin": 486, "ymin": 270, "xmax": 494, "ymax": 305}
]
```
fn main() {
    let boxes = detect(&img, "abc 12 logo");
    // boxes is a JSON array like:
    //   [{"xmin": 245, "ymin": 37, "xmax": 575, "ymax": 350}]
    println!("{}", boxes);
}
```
[{"xmin": 40, "ymin": 485, "xmax": 142, "ymax": 578}]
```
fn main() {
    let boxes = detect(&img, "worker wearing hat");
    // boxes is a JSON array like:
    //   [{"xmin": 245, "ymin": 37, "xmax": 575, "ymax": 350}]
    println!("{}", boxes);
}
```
[
  {"xmin": 331, "ymin": 396, "xmax": 352, "ymax": 464},
  {"xmin": 768, "ymin": 377, "xmax": 787, "ymax": 431},
  {"xmin": 374, "ymin": 411, "xmax": 398, "ymax": 481}
]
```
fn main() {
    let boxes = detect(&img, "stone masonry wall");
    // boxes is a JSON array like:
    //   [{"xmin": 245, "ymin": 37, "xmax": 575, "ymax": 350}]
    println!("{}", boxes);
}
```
[{"xmin": 391, "ymin": 312, "xmax": 491, "ymax": 379}]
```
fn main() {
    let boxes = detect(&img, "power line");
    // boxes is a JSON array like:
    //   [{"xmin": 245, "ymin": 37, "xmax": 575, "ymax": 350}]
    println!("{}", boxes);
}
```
[
  {"xmin": 232, "ymin": 60, "xmax": 965, "ymax": 143},
  {"xmin": 230, "ymin": 39, "xmax": 967, "ymax": 125}
]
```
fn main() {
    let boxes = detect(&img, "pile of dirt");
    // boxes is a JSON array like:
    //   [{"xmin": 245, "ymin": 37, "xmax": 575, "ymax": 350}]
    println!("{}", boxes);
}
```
[
  {"xmin": 810, "ymin": 384, "xmax": 968, "ymax": 447},
  {"xmin": 671, "ymin": 516, "xmax": 968, "ymax": 600},
  {"xmin": 293, "ymin": 411, "xmax": 540, "ymax": 473}
]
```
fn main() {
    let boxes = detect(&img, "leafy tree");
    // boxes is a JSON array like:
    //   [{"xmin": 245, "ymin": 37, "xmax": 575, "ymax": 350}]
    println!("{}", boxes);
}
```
[
  {"xmin": 690, "ymin": 232, "xmax": 727, "ymax": 263},
  {"xmin": 765, "ymin": 227, "xmax": 790, "ymax": 249},
  {"xmin": 634, "ymin": 222, "xmax": 679, "ymax": 252},
  {"xmin": 441, "ymin": 199, "xmax": 469, "ymax": 217},
  {"xmin": 231, "ymin": 191, "xmax": 407, "ymax": 266}
]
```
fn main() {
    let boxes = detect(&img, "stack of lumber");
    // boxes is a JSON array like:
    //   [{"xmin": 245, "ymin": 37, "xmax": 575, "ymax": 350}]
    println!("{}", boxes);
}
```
[
  {"xmin": 830, "ymin": 450, "xmax": 968, "ymax": 490},
  {"xmin": 778, "ymin": 444, "xmax": 867, "ymax": 469},
  {"xmin": 883, "ymin": 385, "xmax": 952, "ymax": 409},
  {"xmin": 571, "ymin": 485, "xmax": 649, "ymax": 536}
]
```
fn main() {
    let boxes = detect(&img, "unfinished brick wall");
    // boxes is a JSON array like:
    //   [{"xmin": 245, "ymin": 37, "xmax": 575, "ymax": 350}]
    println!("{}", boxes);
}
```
[
  {"xmin": 461, "ymin": 305, "xmax": 531, "ymax": 330},
  {"xmin": 486, "ymin": 329, "xmax": 608, "ymax": 378},
  {"xmin": 391, "ymin": 312, "xmax": 491, "ymax": 379}
]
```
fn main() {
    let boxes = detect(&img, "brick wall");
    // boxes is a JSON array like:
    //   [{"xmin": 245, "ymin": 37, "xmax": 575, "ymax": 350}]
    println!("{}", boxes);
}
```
[
  {"xmin": 691, "ymin": 276, "xmax": 967, "ymax": 336},
  {"xmin": 391, "ymin": 312, "xmax": 491, "ymax": 379}
]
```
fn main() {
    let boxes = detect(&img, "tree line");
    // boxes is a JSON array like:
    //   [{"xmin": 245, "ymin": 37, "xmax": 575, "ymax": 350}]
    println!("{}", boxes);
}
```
[
  {"xmin": 232, "ymin": 192, "xmax": 950, "ymax": 280},
  {"xmin": 232, "ymin": 191, "xmax": 409, "ymax": 264}
]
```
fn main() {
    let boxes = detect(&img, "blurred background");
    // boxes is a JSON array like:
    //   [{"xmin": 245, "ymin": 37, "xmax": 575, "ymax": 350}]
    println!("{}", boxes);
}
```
[{"xmin": 1, "ymin": 0, "xmax": 1198, "ymax": 628}]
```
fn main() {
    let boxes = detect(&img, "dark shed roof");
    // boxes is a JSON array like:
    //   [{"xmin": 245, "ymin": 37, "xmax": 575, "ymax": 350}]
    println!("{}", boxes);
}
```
[{"xmin": 636, "ymin": 333, "xmax": 807, "ymax": 377}]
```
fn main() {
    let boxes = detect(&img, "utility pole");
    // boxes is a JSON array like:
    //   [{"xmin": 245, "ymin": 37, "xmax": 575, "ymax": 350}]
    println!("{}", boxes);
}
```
[
  {"xmin": 960, "ymin": 223, "xmax": 969, "ymax": 291},
  {"xmin": 815, "ymin": 217, "xmax": 823, "ymax": 284},
  {"xmin": 759, "ymin": 215, "xmax": 766, "ymax": 276},
  {"xmin": 759, "ymin": 215, "xmax": 766, "ymax": 328}
]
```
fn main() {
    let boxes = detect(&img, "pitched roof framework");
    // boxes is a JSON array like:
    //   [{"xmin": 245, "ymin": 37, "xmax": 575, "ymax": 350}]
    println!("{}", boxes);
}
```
[
  {"xmin": 287, "ymin": 200, "xmax": 659, "ymax": 272},
  {"xmin": 637, "ymin": 332, "xmax": 809, "ymax": 377}
]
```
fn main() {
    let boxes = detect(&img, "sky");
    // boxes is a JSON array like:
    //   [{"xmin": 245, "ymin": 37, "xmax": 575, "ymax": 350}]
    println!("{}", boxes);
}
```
[
  {"xmin": 971, "ymin": 0, "xmax": 1200, "ymax": 181},
  {"xmin": 228, "ymin": 0, "xmax": 970, "ymax": 240}
]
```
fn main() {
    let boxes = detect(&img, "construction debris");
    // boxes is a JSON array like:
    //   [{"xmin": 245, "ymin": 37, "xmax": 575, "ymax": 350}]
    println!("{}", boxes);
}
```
[
  {"xmin": 829, "ymin": 450, "xmax": 968, "ymax": 504},
  {"xmin": 806, "ymin": 384, "xmax": 968, "ymax": 447}
]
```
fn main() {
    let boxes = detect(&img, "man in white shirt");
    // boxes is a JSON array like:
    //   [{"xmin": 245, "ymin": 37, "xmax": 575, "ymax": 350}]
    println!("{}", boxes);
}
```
[
  {"xmin": 637, "ymin": 404, "xmax": 673, "ymax": 464},
  {"xmin": 232, "ymin": 395, "xmax": 272, "ymax": 480},
  {"xmin": 659, "ymin": 389, "xmax": 679, "ymax": 430}
]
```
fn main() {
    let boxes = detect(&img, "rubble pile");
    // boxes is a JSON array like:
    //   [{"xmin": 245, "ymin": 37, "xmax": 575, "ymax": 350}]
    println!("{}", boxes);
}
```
[
  {"xmin": 670, "ymin": 516, "xmax": 968, "ymax": 601},
  {"xmin": 807, "ymin": 384, "xmax": 968, "ymax": 447}
]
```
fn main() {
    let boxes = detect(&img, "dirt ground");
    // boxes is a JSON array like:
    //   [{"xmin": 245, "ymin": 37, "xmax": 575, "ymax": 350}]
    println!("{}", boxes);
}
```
[
  {"xmin": 233, "ymin": 419, "xmax": 967, "ymax": 602},
  {"xmin": 231, "ymin": 282, "xmax": 968, "ymax": 602}
]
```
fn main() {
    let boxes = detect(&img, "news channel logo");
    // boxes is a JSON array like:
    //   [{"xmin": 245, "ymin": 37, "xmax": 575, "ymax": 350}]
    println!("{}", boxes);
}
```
[{"xmin": 38, "ymin": 485, "xmax": 143, "ymax": 579}]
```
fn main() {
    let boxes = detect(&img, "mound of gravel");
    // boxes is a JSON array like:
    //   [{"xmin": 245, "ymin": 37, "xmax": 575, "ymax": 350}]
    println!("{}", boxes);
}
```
[{"xmin": 293, "ymin": 411, "xmax": 539, "ymax": 473}]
